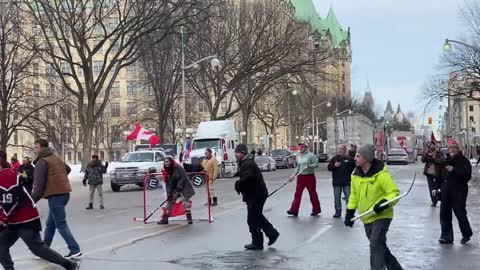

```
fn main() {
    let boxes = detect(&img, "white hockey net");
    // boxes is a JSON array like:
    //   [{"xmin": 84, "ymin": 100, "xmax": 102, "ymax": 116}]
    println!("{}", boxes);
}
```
[{"xmin": 134, "ymin": 171, "xmax": 213, "ymax": 224}]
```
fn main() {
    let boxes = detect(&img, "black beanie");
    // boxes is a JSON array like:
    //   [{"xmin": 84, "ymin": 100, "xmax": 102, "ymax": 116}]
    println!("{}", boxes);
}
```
[{"xmin": 235, "ymin": 144, "xmax": 248, "ymax": 155}]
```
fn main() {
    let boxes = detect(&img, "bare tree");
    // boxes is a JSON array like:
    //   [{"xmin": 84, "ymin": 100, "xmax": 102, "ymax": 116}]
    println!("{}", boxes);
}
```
[
  {"xmin": 0, "ymin": 2, "xmax": 61, "ymax": 150},
  {"xmin": 22, "ymin": 0, "xmax": 209, "ymax": 168}
]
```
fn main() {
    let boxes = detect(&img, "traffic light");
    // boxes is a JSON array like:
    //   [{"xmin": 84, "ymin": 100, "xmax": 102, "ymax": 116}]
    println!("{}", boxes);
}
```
[{"xmin": 428, "ymin": 117, "xmax": 433, "ymax": 125}]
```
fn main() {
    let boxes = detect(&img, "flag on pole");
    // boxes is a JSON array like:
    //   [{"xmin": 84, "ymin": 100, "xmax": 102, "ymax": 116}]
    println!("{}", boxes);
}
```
[{"xmin": 126, "ymin": 124, "xmax": 161, "ymax": 147}]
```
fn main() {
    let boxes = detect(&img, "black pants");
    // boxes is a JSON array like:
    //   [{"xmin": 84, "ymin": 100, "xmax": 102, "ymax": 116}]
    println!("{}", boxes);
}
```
[
  {"xmin": 246, "ymin": 197, "xmax": 277, "ymax": 246},
  {"xmin": 0, "ymin": 227, "xmax": 73, "ymax": 270},
  {"xmin": 440, "ymin": 186, "xmax": 473, "ymax": 241},
  {"xmin": 364, "ymin": 219, "xmax": 403, "ymax": 270},
  {"xmin": 426, "ymin": 174, "xmax": 439, "ymax": 203}
]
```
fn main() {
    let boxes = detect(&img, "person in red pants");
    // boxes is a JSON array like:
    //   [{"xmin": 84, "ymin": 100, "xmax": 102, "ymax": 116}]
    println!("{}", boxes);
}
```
[{"xmin": 287, "ymin": 143, "xmax": 321, "ymax": 216}]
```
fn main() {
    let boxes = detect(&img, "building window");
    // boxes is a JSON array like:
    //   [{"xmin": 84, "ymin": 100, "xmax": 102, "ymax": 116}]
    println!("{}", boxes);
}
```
[
  {"xmin": 46, "ymin": 83, "xmax": 55, "ymax": 97},
  {"xmin": 46, "ymin": 63, "xmax": 54, "ymax": 76},
  {"xmin": 32, "ymin": 25, "xmax": 38, "ymax": 36},
  {"xmin": 469, "ymin": 116, "xmax": 474, "ymax": 122},
  {"xmin": 127, "ymin": 63, "xmax": 137, "ymax": 75},
  {"xmin": 78, "ymin": 152, "xmax": 82, "ymax": 162},
  {"xmin": 14, "ymin": 130, "xmax": 18, "ymax": 145},
  {"xmin": 108, "ymin": 17, "xmax": 119, "ymax": 33},
  {"xmin": 111, "ymin": 125, "xmax": 121, "ymax": 143},
  {"xmin": 199, "ymin": 101, "xmax": 208, "ymax": 113},
  {"xmin": 77, "ymin": 67, "xmax": 83, "ymax": 78},
  {"xmin": 127, "ymin": 81, "xmax": 137, "ymax": 96},
  {"xmin": 34, "ymin": 84, "xmax": 41, "ymax": 97},
  {"xmin": 127, "ymin": 102, "xmax": 137, "ymax": 116},
  {"xmin": 111, "ymin": 102, "xmax": 120, "ymax": 117},
  {"xmin": 221, "ymin": 101, "xmax": 227, "ymax": 112},
  {"xmin": 61, "ymin": 63, "xmax": 71, "ymax": 75},
  {"xmin": 33, "ymin": 63, "xmax": 39, "ymax": 77},
  {"xmin": 469, "ymin": 105, "xmax": 474, "ymax": 112},
  {"xmin": 110, "ymin": 39, "xmax": 120, "ymax": 54},
  {"xmin": 94, "ymin": 61, "xmax": 103, "ymax": 77},
  {"xmin": 111, "ymin": 81, "xmax": 120, "ymax": 97}
]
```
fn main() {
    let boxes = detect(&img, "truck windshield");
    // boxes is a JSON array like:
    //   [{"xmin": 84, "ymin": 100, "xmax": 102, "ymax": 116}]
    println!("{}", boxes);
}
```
[
  {"xmin": 123, "ymin": 152, "xmax": 154, "ymax": 162},
  {"xmin": 192, "ymin": 139, "xmax": 221, "ymax": 150}
]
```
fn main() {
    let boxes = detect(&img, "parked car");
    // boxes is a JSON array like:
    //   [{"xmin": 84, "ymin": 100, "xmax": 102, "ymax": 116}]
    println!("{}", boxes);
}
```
[
  {"xmin": 110, "ymin": 150, "xmax": 166, "ymax": 192},
  {"xmin": 318, "ymin": 153, "xmax": 329, "ymax": 163},
  {"xmin": 386, "ymin": 148, "xmax": 408, "ymax": 165},
  {"xmin": 254, "ymin": 156, "xmax": 276, "ymax": 172},
  {"xmin": 271, "ymin": 149, "xmax": 296, "ymax": 169}
]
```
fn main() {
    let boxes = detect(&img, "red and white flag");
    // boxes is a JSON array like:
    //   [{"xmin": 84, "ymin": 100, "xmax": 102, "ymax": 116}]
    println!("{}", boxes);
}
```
[{"xmin": 126, "ymin": 124, "xmax": 161, "ymax": 146}]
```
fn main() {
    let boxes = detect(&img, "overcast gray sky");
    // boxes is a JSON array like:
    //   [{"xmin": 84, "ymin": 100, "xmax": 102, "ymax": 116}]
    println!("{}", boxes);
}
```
[{"xmin": 313, "ymin": 0, "xmax": 464, "ymax": 125}]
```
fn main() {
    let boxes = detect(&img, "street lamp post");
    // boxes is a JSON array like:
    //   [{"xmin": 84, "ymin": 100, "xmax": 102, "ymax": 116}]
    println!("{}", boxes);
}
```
[
  {"xmin": 443, "ymin": 39, "xmax": 480, "ymax": 52},
  {"xmin": 275, "ymin": 88, "xmax": 298, "ymax": 147},
  {"xmin": 180, "ymin": 27, "xmax": 221, "ymax": 138},
  {"xmin": 312, "ymin": 101, "xmax": 331, "ymax": 153}
]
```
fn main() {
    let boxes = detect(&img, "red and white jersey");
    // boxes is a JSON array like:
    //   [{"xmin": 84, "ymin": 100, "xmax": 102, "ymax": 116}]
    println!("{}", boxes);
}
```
[{"xmin": 0, "ymin": 168, "xmax": 39, "ymax": 225}]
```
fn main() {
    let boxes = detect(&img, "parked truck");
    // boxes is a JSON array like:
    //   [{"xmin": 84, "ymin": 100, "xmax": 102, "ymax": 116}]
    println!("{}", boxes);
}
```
[
  {"xmin": 389, "ymin": 131, "xmax": 418, "ymax": 162},
  {"xmin": 183, "ymin": 120, "xmax": 239, "ymax": 178}
]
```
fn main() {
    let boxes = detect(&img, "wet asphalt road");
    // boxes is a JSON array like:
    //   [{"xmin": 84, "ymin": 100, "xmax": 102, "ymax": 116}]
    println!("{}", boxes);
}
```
[{"xmin": 11, "ymin": 162, "xmax": 480, "ymax": 270}]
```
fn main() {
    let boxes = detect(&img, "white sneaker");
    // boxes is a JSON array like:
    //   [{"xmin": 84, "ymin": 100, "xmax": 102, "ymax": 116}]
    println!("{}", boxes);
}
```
[{"xmin": 65, "ymin": 251, "xmax": 82, "ymax": 259}]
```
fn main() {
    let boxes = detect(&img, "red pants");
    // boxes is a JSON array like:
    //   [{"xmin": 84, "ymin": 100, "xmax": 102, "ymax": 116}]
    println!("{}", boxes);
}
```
[{"xmin": 289, "ymin": 174, "xmax": 321, "ymax": 214}]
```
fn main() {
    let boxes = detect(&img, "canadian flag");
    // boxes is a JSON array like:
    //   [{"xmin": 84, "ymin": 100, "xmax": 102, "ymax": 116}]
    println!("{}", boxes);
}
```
[{"xmin": 126, "ymin": 124, "xmax": 161, "ymax": 146}]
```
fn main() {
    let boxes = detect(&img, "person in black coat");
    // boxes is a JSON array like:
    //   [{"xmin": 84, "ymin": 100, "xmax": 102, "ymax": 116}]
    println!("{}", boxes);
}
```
[
  {"xmin": 438, "ymin": 140, "xmax": 473, "ymax": 245},
  {"xmin": 18, "ymin": 157, "xmax": 35, "ymax": 194},
  {"xmin": 328, "ymin": 145, "xmax": 355, "ymax": 218},
  {"xmin": 234, "ymin": 144, "xmax": 279, "ymax": 250}
]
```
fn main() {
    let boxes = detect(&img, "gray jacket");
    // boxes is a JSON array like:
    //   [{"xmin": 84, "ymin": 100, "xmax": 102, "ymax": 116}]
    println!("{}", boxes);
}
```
[{"xmin": 165, "ymin": 165, "xmax": 195, "ymax": 200}]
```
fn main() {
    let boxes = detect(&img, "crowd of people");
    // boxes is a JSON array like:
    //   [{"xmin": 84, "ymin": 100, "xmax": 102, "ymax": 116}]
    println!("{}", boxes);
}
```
[{"xmin": 0, "ymin": 137, "xmax": 476, "ymax": 270}]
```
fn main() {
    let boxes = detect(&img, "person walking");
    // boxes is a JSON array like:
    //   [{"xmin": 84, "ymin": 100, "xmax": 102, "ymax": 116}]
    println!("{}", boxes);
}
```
[
  {"xmin": 158, "ymin": 157, "xmax": 195, "ymax": 225},
  {"xmin": 202, "ymin": 149, "xmax": 219, "ymax": 206},
  {"xmin": 234, "ymin": 144, "xmax": 279, "ymax": 250},
  {"xmin": 83, "ymin": 155, "xmax": 108, "ymax": 210},
  {"xmin": 10, "ymin": 156, "xmax": 20, "ymax": 172},
  {"xmin": 421, "ymin": 141, "xmax": 444, "ymax": 207},
  {"xmin": 344, "ymin": 144, "xmax": 403, "ymax": 270},
  {"xmin": 18, "ymin": 157, "xmax": 35, "ymax": 194},
  {"xmin": 0, "ymin": 150, "xmax": 80, "ymax": 270},
  {"xmin": 287, "ymin": 143, "xmax": 321, "ymax": 217},
  {"xmin": 31, "ymin": 139, "xmax": 82, "ymax": 259},
  {"xmin": 438, "ymin": 139, "xmax": 473, "ymax": 245},
  {"xmin": 328, "ymin": 145, "xmax": 355, "ymax": 218}
]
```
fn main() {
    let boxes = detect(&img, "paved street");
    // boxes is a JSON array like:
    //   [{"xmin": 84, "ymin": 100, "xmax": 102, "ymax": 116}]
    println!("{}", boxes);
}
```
[{"xmin": 12, "ymin": 162, "xmax": 480, "ymax": 270}]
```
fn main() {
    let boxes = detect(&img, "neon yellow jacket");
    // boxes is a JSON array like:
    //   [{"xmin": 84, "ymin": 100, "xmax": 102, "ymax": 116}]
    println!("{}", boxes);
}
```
[{"xmin": 347, "ymin": 160, "xmax": 400, "ymax": 224}]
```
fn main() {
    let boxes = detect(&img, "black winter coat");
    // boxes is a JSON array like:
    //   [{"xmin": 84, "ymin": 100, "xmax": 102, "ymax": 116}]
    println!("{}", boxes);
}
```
[
  {"xmin": 327, "ymin": 155, "xmax": 355, "ymax": 186},
  {"xmin": 441, "ymin": 152, "xmax": 471, "ymax": 191},
  {"xmin": 18, "ymin": 164, "xmax": 35, "ymax": 193},
  {"xmin": 235, "ymin": 155, "xmax": 268, "ymax": 202},
  {"xmin": 165, "ymin": 165, "xmax": 195, "ymax": 200}
]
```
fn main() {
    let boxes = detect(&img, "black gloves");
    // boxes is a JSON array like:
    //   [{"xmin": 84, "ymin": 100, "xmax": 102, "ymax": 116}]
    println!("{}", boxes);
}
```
[
  {"xmin": 82, "ymin": 178, "xmax": 87, "ymax": 187},
  {"xmin": 234, "ymin": 180, "xmax": 241, "ymax": 194},
  {"xmin": 373, "ymin": 199, "xmax": 389, "ymax": 214},
  {"xmin": 344, "ymin": 209, "xmax": 355, "ymax": 227}
]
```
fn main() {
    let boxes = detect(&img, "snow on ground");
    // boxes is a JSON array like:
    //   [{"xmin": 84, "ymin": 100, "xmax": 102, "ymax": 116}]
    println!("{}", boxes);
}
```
[{"xmin": 69, "ymin": 162, "xmax": 122, "ymax": 181}]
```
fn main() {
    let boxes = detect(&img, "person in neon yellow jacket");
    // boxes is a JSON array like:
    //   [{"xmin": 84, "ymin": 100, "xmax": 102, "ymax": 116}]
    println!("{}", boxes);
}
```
[{"xmin": 344, "ymin": 144, "xmax": 403, "ymax": 270}]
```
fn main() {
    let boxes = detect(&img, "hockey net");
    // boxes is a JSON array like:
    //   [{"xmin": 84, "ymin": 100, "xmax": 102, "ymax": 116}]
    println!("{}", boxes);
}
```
[{"xmin": 134, "ymin": 171, "xmax": 213, "ymax": 224}]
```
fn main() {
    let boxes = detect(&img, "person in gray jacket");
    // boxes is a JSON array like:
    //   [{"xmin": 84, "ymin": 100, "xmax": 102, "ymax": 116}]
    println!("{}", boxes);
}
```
[
  {"xmin": 158, "ymin": 157, "xmax": 195, "ymax": 225},
  {"xmin": 83, "ymin": 155, "xmax": 108, "ymax": 210}
]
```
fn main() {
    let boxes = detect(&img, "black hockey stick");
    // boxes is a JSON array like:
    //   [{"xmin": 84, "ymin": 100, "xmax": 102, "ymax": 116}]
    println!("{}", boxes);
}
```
[{"xmin": 268, "ymin": 169, "xmax": 304, "ymax": 198}]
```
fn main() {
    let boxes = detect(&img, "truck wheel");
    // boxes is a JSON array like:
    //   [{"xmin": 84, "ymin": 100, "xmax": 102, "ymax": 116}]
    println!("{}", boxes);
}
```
[
  {"xmin": 111, "ymin": 182, "xmax": 121, "ymax": 192},
  {"xmin": 220, "ymin": 163, "xmax": 226, "ymax": 179}
]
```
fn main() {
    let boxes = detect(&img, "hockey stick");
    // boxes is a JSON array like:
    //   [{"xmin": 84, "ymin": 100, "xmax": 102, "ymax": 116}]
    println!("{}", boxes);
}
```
[
  {"xmin": 268, "ymin": 169, "xmax": 304, "ymax": 198},
  {"xmin": 351, "ymin": 172, "xmax": 416, "ymax": 222}
]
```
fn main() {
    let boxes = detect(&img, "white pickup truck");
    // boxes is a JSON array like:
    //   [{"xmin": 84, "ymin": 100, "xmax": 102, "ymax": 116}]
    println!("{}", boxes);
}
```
[{"xmin": 110, "ymin": 150, "xmax": 166, "ymax": 192}]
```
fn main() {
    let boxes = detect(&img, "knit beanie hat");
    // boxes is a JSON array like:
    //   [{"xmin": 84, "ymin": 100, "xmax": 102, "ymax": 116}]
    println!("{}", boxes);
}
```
[
  {"xmin": 234, "ymin": 144, "xmax": 249, "ymax": 155},
  {"xmin": 357, "ymin": 144, "xmax": 375, "ymax": 162}
]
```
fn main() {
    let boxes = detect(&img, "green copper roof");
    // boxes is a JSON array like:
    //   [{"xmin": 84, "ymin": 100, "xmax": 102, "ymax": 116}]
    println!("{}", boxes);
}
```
[{"xmin": 288, "ymin": 0, "xmax": 349, "ymax": 48}]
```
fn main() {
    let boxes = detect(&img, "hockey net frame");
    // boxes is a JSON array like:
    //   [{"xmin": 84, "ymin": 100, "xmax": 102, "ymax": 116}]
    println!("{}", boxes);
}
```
[{"xmin": 134, "ymin": 172, "xmax": 213, "ymax": 224}]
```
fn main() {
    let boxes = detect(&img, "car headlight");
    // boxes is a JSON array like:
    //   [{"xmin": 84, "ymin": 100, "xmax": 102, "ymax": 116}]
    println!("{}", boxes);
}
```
[
  {"xmin": 139, "ymin": 169, "xmax": 149, "ymax": 175},
  {"xmin": 283, "ymin": 157, "xmax": 288, "ymax": 161}
]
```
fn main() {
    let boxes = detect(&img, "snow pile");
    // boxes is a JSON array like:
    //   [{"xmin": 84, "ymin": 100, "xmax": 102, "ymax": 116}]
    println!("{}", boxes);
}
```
[{"xmin": 68, "ymin": 162, "xmax": 122, "ymax": 181}]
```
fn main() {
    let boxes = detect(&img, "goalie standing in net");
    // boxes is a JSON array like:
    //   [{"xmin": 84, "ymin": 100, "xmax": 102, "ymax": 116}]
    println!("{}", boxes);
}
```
[{"xmin": 158, "ymin": 157, "xmax": 195, "ymax": 225}]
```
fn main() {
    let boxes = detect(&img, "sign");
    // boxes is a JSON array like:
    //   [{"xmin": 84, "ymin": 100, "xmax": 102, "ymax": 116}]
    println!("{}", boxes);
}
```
[
  {"xmin": 190, "ymin": 174, "xmax": 205, "ymax": 188},
  {"xmin": 146, "ymin": 177, "xmax": 159, "ymax": 190}
]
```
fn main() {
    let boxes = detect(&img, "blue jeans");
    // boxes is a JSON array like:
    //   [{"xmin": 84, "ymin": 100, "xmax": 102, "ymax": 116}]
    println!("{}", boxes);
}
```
[{"xmin": 44, "ymin": 193, "xmax": 81, "ymax": 253}]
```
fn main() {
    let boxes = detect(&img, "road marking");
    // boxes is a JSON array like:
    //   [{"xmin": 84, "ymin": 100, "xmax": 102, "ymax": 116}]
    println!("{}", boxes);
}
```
[{"xmin": 306, "ymin": 225, "xmax": 333, "ymax": 244}]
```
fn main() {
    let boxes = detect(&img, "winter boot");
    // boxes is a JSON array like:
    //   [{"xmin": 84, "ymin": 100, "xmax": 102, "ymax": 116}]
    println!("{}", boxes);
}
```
[
  {"xmin": 333, "ymin": 210, "xmax": 341, "ymax": 218},
  {"xmin": 157, "ymin": 214, "xmax": 169, "ymax": 225},
  {"xmin": 212, "ymin": 197, "xmax": 218, "ymax": 206},
  {"xmin": 100, "ymin": 205, "xmax": 105, "ymax": 209},
  {"xmin": 86, "ymin": 203, "xmax": 93, "ymax": 210},
  {"xmin": 244, "ymin": 243, "xmax": 263, "ymax": 250},
  {"xmin": 186, "ymin": 212, "xmax": 193, "ymax": 224},
  {"xmin": 287, "ymin": 210, "xmax": 298, "ymax": 217}
]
